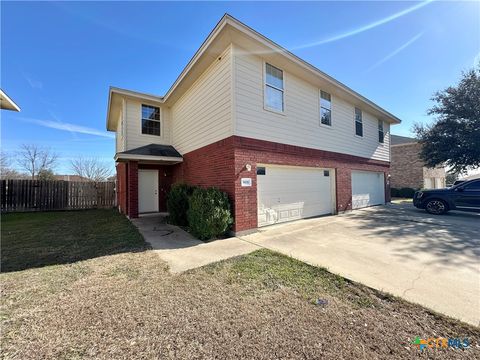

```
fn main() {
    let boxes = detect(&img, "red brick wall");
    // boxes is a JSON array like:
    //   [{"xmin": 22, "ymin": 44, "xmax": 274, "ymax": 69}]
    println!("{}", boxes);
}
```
[
  {"xmin": 127, "ymin": 161, "xmax": 138, "ymax": 218},
  {"xmin": 118, "ymin": 136, "xmax": 391, "ymax": 231},
  {"xmin": 172, "ymin": 136, "xmax": 390, "ymax": 233},
  {"xmin": 116, "ymin": 162, "xmax": 127, "ymax": 215},
  {"xmin": 229, "ymin": 136, "xmax": 390, "ymax": 232},
  {"xmin": 175, "ymin": 138, "xmax": 237, "ymax": 200}
]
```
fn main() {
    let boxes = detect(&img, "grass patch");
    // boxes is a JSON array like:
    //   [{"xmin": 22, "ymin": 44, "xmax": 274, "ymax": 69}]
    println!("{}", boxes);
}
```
[
  {"xmin": 1, "ymin": 248, "xmax": 479, "ymax": 359},
  {"xmin": 1, "ymin": 210, "xmax": 148, "ymax": 272},
  {"xmin": 206, "ymin": 249, "xmax": 377, "ymax": 308}
]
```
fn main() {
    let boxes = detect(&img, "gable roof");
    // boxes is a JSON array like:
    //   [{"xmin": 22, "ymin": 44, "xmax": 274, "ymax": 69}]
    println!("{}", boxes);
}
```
[
  {"xmin": 107, "ymin": 14, "xmax": 402, "ymax": 131},
  {"xmin": 391, "ymin": 134, "xmax": 418, "ymax": 146},
  {"xmin": 0, "ymin": 89, "xmax": 20, "ymax": 112}
]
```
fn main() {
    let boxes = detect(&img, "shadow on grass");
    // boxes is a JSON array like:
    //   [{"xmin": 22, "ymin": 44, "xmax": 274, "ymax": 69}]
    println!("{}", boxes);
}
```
[{"xmin": 1, "ymin": 209, "xmax": 150, "ymax": 273}]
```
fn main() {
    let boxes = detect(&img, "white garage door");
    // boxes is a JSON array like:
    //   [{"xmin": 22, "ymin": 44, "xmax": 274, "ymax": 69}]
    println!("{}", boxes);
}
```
[
  {"xmin": 257, "ymin": 165, "xmax": 334, "ymax": 227},
  {"xmin": 351, "ymin": 171, "xmax": 385, "ymax": 209}
]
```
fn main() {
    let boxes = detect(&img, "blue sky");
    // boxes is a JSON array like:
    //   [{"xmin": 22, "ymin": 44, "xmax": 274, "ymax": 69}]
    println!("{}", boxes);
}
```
[{"xmin": 1, "ymin": 1, "xmax": 479, "ymax": 173}]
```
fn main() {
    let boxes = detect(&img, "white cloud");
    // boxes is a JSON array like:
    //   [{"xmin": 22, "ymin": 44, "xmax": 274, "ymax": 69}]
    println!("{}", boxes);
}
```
[
  {"xmin": 22, "ymin": 73, "xmax": 43, "ymax": 89},
  {"xmin": 292, "ymin": 0, "xmax": 434, "ymax": 49},
  {"xmin": 21, "ymin": 118, "xmax": 114, "ymax": 138},
  {"xmin": 366, "ymin": 32, "xmax": 424, "ymax": 72}
]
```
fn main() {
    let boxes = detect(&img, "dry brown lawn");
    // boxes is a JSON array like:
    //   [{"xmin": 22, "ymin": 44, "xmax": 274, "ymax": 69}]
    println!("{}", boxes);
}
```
[{"xmin": 2, "ymin": 247, "xmax": 479, "ymax": 359}]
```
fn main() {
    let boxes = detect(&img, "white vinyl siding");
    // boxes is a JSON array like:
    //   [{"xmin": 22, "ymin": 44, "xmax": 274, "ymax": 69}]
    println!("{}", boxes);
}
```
[
  {"xmin": 233, "ymin": 45, "xmax": 390, "ymax": 162},
  {"xmin": 124, "ymin": 100, "xmax": 171, "ymax": 151},
  {"xmin": 115, "ymin": 111, "xmax": 125, "ymax": 153},
  {"xmin": 171, "ymin": 46, "xmax": 233, "ymax": 154}
]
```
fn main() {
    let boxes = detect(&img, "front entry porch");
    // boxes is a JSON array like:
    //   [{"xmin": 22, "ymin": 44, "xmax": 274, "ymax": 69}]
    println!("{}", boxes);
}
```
[{"xmin": 115, "ymin": 144, "xmax": 183, "ymax": 218}]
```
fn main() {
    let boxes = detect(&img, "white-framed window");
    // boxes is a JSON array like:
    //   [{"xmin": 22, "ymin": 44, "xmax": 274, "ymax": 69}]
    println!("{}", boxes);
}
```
[
  {"xmin": 355, "ymin": 107, "xmax": 363, "ymax": 137},
  {"xmin": 378, "ymin": 120, "xmax": 384, "ymax": 143},
  {"xmin": 141, "ymin": 104, "xmax": 160, "ymax": 136},
  {"xmin": 264, "ymin": 63, "xmax": 284, "ymax": 112},
  {"xmin": 320, "ymin": 90, "xmax": 332, "ymax": 126}
]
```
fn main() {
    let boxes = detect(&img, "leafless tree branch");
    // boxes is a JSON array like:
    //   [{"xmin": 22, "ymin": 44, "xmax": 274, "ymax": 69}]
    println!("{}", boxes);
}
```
[
  {"xmin": 16, "ymin": 144, "xmax": 58, "ymax": 180},
  {"xmin": 70, "ymin": 157, "xmax": 112, "ymax": 182}
]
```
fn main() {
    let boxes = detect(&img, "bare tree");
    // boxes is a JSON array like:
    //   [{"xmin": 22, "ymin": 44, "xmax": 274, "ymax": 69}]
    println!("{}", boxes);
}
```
[
  {"xmin": 0, "ymin": 151, "xmax": 25, "ymax": 179},
  {"xmin": 70, "ymin": 157, "xmax": 112, "ymax": 182},
  {"xmin": 16, "ymin": 144, "xmax": 58, "ymax": 180}
]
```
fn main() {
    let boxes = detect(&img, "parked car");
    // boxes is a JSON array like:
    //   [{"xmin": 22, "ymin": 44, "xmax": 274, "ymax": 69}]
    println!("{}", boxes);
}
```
[
  {"xmin": 413, "ymin": 179, "xmax": 480, "ymax": 214},
  {"xmin": 453, "ymin": 180, "xmax": 465, "ymax": 186}
]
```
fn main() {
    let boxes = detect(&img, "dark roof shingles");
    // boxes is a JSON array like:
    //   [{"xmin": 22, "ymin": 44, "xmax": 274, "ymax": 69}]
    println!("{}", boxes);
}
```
[
  {"xmin": 391, "ymin": 135, "xmax": 418, "ymax": 145},
  {"xmin": 119, "ymin": 144, "xmax": 182, "ymax": 158}
]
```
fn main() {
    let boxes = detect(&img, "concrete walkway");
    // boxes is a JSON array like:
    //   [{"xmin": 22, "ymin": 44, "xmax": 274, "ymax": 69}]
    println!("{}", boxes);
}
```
[
  {"xmin": 242, "ymin": 204, "xmax": 480, "ymax": 326},
  {"xmin": 131, "ymin": 206, "xmax": 479, "ymax": 325},
  {"xmin": 131, "ymin": 214, "xmax": 259, "ymax": 273}
]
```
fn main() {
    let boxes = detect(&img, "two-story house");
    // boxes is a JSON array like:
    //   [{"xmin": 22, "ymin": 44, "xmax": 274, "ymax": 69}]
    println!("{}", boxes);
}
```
[{"xmin": 106, "ymin": 14, "xmax": 401, "ymax": 235}]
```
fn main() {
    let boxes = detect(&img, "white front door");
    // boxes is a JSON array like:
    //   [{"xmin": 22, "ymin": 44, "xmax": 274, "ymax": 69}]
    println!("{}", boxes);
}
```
[
  {"xmin": 351, "ymin": 171, "xmax": 385, "ymax": 209},
  {"xmin": 138, "ymin": 169, "xmax": 159, "ymax": 213},
  {"xmin": 257, "ymin": 165, "xmax": 334, "ymax": 227}
]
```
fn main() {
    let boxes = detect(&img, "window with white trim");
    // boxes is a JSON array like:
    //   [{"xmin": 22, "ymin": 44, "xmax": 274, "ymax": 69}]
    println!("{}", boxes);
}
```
[
  {"xmin": 355, "ymin": 107, "xmax": 363, "ymax": 137},
  {"xmin": 141, "ymin": 105, "xmax": 160, "ymax": 136},
  {"xmin": 320, "ymin": 90, "xmax": 332, "ymax": 126},
  {"xmin": 265, "ymin": 63, "xmax": 284, "ymax": 112},
  {"xmin": 378, "ymin": 120, "xmax": 384, "ymax": 143}
]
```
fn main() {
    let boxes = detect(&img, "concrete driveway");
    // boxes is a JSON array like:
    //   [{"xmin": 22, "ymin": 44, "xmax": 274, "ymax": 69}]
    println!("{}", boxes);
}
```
[{"xmin": 242, "ymin": 203, "xmax": 480, "ymax": 326}]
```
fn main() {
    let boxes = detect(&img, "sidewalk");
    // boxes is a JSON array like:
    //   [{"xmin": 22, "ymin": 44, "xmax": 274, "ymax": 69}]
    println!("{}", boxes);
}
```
[{"xmin": 130, "ymin": 214, "xmax": 259, "ymax": 273}]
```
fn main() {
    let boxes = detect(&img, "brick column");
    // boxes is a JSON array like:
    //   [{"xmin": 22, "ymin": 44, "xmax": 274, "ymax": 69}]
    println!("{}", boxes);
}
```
[
  {"xmin": 336, "ymin": 167, "xmax": 352, "ymax": 212},
  {"xmin": 127, "ymin": 161, "xmax": 139, "ymax": 218},
  {"xmin": 116, "ymin": 162, "xmax": 127, "ymax": 214},
  {"xmin": 233, "ymin": 159, "xmax": 258, "ymax": 234},
  {"xmin": 385, "ymin": 171, "xmax": 391, "ymax": 203}
]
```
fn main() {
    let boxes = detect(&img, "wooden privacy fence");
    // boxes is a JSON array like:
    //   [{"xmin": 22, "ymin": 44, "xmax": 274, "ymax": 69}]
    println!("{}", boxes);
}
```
[{"xmin": 1, "ymin": 180, "xmax": 116, "ymax": 212}]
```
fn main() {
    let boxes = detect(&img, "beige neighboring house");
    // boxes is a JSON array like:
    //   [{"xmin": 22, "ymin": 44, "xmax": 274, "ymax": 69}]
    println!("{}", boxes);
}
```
[
  {"xmin": 0, "ymin": 89, "xmax": 20, "ymax": 111},
  {"xmin": 390, "ymin": 135, "xmax": 446, "ymax": 190}
]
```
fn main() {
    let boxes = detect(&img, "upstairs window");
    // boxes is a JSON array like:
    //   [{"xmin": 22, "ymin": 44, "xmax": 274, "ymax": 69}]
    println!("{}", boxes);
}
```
[
  {"xmin": 320, "ymin": 91, "xmax": 332, "ymax": 126},
  {"xmin": 355, "ymin": 107, "xmax": 363, "ymax": 137},
  {"xmin": 378, "ymin": 120, "xmax": 384, "ymax": 143},
  {"xmin": 141, "ymin": 105, "xmax": 160, "ymax": 136},
  {"xmin": 265, "ymin": 63, "xmax": 284, "ymax": 112}
]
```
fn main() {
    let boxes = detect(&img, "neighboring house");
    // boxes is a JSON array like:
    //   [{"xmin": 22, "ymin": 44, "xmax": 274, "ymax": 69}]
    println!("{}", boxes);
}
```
[
  {"xmin": 54, "ymin": 175, "xmax": 91, "ymax": 182},
  {"xmin": 390, "ymin": 135, "xmax": 446, "ymax": 190},
  {"xmin": 0, "ymin": 89, "xmax": 21, "ymax": 111},
  {"xmin": 106, "ymin": 14, "xmax": 401, "ymax": 234}
]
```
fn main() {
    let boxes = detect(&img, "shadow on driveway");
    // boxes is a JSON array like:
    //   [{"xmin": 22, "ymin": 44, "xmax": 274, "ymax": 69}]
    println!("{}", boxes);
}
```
[{"xmin": 345, "ymin": 204, "xmax": 480, "ymax": 271}]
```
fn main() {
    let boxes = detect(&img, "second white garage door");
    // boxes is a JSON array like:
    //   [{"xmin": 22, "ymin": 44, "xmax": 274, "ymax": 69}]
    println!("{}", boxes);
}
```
[
  {"xmin": 257, "ymin": 165, "xmax": 334, "ymax": 227},
  {"xmin": 351, "ymin": 171, "xmax": 385, "ymax": 209}
]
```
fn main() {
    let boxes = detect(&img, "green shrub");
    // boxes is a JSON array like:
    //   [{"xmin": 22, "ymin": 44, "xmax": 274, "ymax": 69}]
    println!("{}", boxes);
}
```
[
  {"xmin": 390, "ymin": 188, "xmax": 400, "ymax": 198},
  {"xmin": 187, "ymin": 187, "xmax": 233, "ymax": 240},
  {"xmin": 398, "ymin": 187, "xmax": 416, "ymax": 198},
  {"xmin": 167, "ymin": 183, "xmax": 196, "ymax": 226}
]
